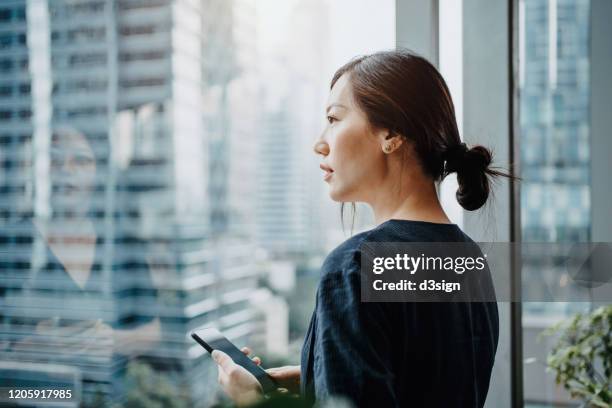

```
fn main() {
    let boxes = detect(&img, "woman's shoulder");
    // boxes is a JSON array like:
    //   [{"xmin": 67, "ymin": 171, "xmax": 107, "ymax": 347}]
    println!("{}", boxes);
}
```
[
  {"xmin": 320, "ymin": 220, "xmax": 473, "ymax": 277},
  {"xmin": 371, "ymin": 219, "xmax": 472, "ymax": 243},
  {"xmin": 321, "ymin": 229, "xmax": 374, "ymax": 274}
]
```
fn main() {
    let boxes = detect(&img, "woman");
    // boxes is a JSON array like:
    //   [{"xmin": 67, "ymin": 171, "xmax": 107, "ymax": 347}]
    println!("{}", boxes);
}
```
[
  {"xmin": 212, "ymin": 49, "xmax": 502, "ymax": 407},
  {"xmin": 2, "ymin": 127, "xmax": 161, "ymax": 403}
]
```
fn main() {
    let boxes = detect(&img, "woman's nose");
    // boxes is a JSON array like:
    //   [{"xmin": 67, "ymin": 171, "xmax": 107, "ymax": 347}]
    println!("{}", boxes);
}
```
[{"xmin": 313, "ymin": 138, "xmax": 329, "ymax": 156}]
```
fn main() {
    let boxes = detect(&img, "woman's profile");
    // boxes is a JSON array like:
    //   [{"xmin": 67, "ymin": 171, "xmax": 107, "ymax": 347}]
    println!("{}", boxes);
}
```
[{"xmin": 212, "ymin": 49, "xmax": 504, "ymax": 407}]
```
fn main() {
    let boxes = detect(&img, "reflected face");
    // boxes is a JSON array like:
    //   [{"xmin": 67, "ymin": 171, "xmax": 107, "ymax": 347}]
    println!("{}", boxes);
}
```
[
  {"xmin": 313, "ymin": 73, "xmax": 386, "ymax": 202},
  {"xmin": 50, "ymin": 128, "xmax": 96, "ymax": 214}
]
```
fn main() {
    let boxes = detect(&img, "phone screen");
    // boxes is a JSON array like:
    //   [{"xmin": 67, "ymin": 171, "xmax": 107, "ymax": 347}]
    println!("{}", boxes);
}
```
[{"xmin": 191, "ymin": 328, "xmax": 277, "ymax": 393}]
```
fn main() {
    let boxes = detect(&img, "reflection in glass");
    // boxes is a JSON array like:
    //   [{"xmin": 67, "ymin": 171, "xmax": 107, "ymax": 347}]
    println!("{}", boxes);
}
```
[{"xmin": 0, "ymin": 0, "xmax": 393, "ymax": 406}]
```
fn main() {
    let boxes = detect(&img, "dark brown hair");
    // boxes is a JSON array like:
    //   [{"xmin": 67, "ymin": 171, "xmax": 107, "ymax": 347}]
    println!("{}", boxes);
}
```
[{"xmin": 332, "ymin": 49, "xmax": 510, "ymax": 212}]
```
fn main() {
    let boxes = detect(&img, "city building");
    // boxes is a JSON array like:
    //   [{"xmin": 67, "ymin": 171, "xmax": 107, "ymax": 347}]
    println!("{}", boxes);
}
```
[
  {"xmin": 0, "ymin": 1, "xmax": 265, "ymax": 406},
  {"xmin": 519, "ymin": 0, "xmax": 592, "ymax": 404}
]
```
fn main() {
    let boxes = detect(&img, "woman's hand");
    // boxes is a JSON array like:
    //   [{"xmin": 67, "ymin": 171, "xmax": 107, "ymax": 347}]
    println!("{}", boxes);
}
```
[
  {"xmin": 212, "ymin": 349, "xmax": 263, "ymax": 407},
  {"xmin": 212, "ymin": 346, "xmax": 302, "ymax": 406},
  {"xmin": 241, "ymin": 347, "xmax": 301, "ymax": 394},
  {"xmin": 265, "ymin": 365, "xmax": 301, "ymax": 394}
]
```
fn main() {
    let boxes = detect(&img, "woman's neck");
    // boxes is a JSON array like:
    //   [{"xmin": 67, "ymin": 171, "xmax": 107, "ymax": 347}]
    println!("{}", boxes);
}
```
[
  {"xmin": 34, "ymin": 216, "xmax": 97, "ymax": 290},
  {"xmin": 370, "ymin": 180, "xmax": 451, "ymax": 226}
]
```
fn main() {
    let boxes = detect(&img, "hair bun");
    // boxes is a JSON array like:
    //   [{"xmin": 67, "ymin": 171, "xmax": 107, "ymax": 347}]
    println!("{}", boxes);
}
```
[
  {"xmin": 463, "ymin": 145, "xmax": 492, "ymax": 172},
  {"xmin": 443, "ymin": 144, "xmax": 494, "ymax": 211}
]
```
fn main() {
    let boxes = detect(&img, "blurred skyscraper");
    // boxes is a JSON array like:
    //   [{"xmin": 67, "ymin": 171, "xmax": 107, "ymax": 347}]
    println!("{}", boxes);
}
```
[
  {"xmin": 204, "ymin": 0, "xmax": 259, "ymax": 239},
  {"xmin": 1, "ymin": 1, "xmax": 263, "ymax": 406},
  {"xmin": 520, "ymin": 0, "xmax": 591, "ymax": 316},
  {"xmin": 255, "ymin": 0, "xmax": 331, "ymax": 258},
  {"xmin": 519, "ymin": 0, "xmax": 592, "ymax": 404}
]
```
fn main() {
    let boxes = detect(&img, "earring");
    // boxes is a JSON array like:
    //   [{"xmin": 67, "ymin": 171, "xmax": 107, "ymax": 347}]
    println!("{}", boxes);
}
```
[{"xmin": 383, "ymin": 143, "xmax": 393, "ymax": 153}]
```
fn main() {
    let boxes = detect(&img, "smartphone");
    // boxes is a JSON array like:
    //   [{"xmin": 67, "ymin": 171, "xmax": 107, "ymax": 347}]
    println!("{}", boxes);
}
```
[{"xmin": 191, "ymin": 328, "xmax": 277, "ymax": 393}]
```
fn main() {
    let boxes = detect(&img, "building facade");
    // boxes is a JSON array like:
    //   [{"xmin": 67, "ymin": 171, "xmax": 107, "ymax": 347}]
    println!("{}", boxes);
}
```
[{"xmin": 0, "ymin": 1, "xmax": 263, "ymax": 406}]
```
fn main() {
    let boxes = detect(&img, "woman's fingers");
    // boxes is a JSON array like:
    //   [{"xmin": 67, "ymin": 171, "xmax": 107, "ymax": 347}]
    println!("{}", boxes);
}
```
[
  {"xmin": 265, "ymin": 366, "xmax": 301, "ymax": 394},
  {"xmin": 212, "ymin": 349, "xmax": 263, "ymax": 406},
  {"xmin": 239, "ymin": 346, "xmax": 262, "ymax": 365},
  {"xmin": 212, "ymin": 349, "xmax": 235, "ymax": 372},
  {"xmin": 266, "ymin": 366, "xmax": 301, "ymax": 380},
  {"xmin": 266, "ymin": 369, "xmax": 288, "ymax": 380},
  {"xmin": 213, "ymin": 350, "xmax": 236, "ymax": 387},
  {"xmin": 217, "ymin": 364, "xmax": 229, "ymax": 385}
]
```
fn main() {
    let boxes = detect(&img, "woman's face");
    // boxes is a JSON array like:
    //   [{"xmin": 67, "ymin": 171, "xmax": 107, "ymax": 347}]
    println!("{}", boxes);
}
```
[
  {"xmin": 314, "ymin": 73, "xmax": 388, "ymax": 203},
  {"xmin": 50, "ymin": 128, "xmax": 96, "ymax": 215}
]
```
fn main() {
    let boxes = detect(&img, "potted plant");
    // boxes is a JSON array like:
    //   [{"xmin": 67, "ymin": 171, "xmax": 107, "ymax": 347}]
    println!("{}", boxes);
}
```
[{"xmin": 541, "ymin": 305, "xmax": 611, "ymax": 407}]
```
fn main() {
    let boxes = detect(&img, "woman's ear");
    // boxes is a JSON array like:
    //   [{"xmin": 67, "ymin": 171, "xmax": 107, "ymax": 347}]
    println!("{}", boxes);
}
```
[{"xmin": 381, "ymin": 132, "xmax": 404, "ymax": 154}]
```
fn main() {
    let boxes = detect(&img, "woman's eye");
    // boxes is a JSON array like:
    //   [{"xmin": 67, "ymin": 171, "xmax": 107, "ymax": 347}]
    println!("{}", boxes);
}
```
[{"xmin": 327, "ymin": 115, "xmax": 336, "ymax": 124}]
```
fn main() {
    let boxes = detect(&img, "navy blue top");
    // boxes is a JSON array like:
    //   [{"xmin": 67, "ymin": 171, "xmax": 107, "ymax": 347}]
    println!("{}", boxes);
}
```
[{"xmin": 300, "ymin": 219, "xmax": 499, "ymax": 407}]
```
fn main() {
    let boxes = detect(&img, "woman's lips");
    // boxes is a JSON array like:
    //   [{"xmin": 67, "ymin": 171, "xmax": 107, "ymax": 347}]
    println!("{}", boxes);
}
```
[{"xmin": 320, "ymin": 163, "xmax": 334, "ymax": 181}]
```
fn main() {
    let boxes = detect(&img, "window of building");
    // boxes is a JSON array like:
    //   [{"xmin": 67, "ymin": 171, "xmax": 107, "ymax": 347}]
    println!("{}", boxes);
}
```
[
  {"xmin": 0, "ymin": 59, "xmax": 12, "ymax": 72},
  {"xmin": 67, "ymin": 27, "xmax": 106, "ymax": 42},
  {"xmin": 0, "ymin": 8, "xmax": 11, "ymax": 22},
  {"xmin": 0, "ymin": 34, "xmax": 12, "ymax": 49},
  {"xmin": 120, "ymin": 25, "xmax": 157, "ymax": 36},
  {"xmin": 18, "ymin": 83, "xmax": 30, "ymax": 95},
  {"xmin": 0, "ymin": 85, "xmax": 11, "ymax": 97},
  {"xmin": 68, "ymin": 52, "xmax": 107, "ymax": 67}
]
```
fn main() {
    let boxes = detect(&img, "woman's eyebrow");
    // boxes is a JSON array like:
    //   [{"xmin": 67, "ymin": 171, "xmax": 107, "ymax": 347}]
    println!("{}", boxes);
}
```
[{"xmin": 326, "ymin": 103, "xmax": 348, "ymax": 113}]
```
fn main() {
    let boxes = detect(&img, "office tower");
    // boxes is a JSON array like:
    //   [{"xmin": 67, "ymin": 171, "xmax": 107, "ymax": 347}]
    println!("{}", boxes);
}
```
[
  {"xmin": 204, "ymin": 0, "xmax": 259, "ymax": 239},
  {"xmin": 520, "ymin": 0, "xmax": 591, "ymax": 315},
  {"xmin": 256, "ymin": 108, "xmax": 309, "ymax": 256},
  {"xmin": 520, "ymin": 0, "xmax": 592, "ymax": 404},
  {"xmin": 255, "ymin": 0, "xmax": 332, "ymax": 258},
  {"xmin": 0, "ymin": 1, "xmax": 263, "ymax": 406}
]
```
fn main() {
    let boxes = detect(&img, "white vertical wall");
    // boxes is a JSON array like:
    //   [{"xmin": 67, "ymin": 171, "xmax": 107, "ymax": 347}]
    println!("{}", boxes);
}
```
[
  {"xmin": 395, "ymin": 0, "xmax": 438, "ymax": 64},
  {"xmin": 438, "ymin": 0, "xmax": 464, "ymax": 227}
]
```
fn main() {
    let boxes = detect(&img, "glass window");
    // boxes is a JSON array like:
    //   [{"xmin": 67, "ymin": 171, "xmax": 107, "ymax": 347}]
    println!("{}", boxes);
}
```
[
  {"xmin": 518, "ymin": 0, "xmax": 608, "ymax": 407},
  {"xmin": 0, "ymin": 0, "xmax": 394, "ymax": 406},
  {"xmin": 0, "ymin": 34, "xmax": 12, "ymax": 49},
  {"xmin": 0, "ymin": 58, "xmax": 13, "ymax": 72},
  {"xmin": 0, "ymin": 8, "xmax": 11, "ymax": 22},
  {"xmin": 0, "ymin": 85, "xmax": 12, "ymax": 97}
]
